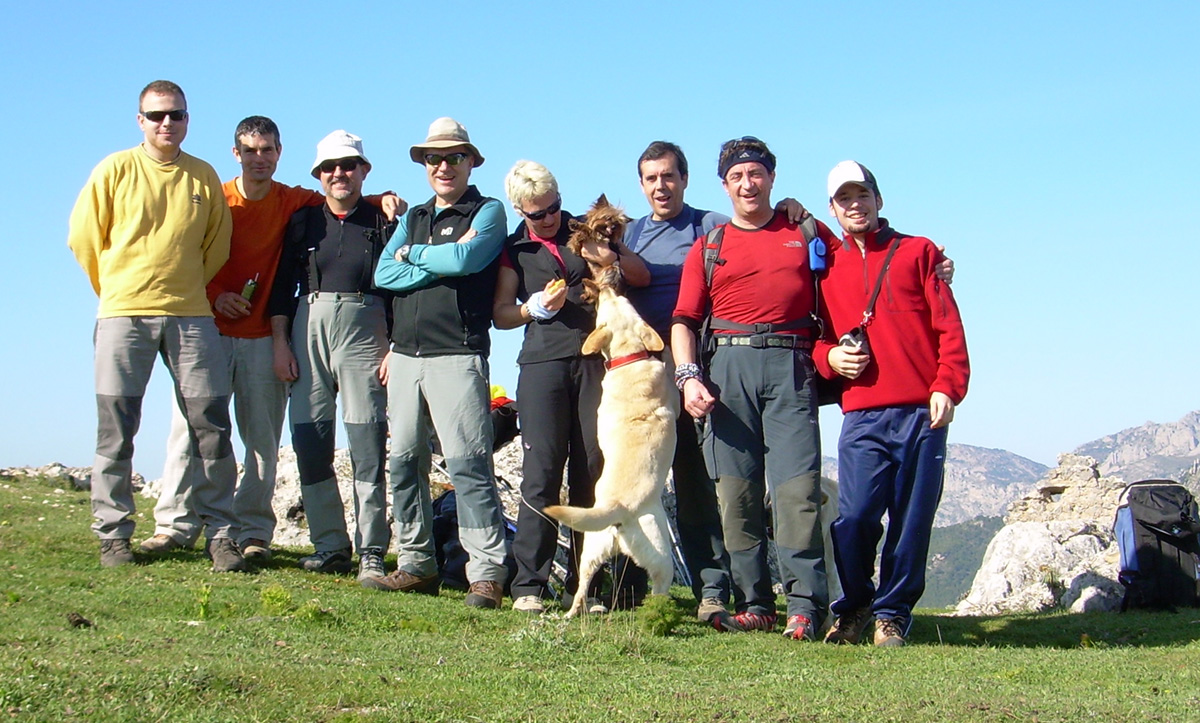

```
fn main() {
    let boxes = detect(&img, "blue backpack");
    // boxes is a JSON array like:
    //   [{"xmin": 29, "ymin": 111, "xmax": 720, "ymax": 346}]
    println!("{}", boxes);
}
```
[{"xmin": 1114, "ymin": 480, "xmax": 1200, "ymax": 610}]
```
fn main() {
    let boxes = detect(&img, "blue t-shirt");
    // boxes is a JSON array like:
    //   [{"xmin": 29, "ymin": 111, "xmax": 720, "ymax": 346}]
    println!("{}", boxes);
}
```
[{"xmin": 623, "ymin": 204, "xmax": 729, "ymax": 334}]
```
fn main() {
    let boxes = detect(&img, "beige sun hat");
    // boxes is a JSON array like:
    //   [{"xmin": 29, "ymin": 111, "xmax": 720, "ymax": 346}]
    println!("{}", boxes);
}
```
[
  {"xmin": 310, "ymin": 130, "xmax": 370, "ymax": 178},
  {"xmin": 409, "ymin": 117, "xmax": 484, "ymax": 167}
]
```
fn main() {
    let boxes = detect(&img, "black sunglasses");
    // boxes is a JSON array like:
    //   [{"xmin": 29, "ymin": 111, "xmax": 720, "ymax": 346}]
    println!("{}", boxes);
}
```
[
  {"xmin": 523, "ymin": 197, "xmax": 562, "ymax": 221},
  {"xmin": 423, "ymin": 152, "xmax": 469, "ymax": 167},
  {"xmin": 142, "ymin": 109, "xmax": 188, "ymax": 123},
  {"xmin": 318, "ymin": 158, "xmax": 363, "ymax": 174}
]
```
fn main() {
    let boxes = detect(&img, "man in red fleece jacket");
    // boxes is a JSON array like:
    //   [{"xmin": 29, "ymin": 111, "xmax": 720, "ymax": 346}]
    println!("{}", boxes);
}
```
[{"xmin": 814, "ymin": 161, "xmax": 970, "ymax": 647}]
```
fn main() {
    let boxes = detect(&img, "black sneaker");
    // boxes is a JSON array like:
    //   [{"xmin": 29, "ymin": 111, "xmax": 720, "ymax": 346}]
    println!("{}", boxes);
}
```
[
  {"xmin": 207, "ymin": 538, "xmax": 249, "ymax": 573},
  {"xmin": 100, "ymin": 539, "xmax": 134, "ymax": 567},
  {"xmin": 299, "ymin": 548, "xmax": 353, "ymax": 574},
  {"xmin": 824, "ymin": 607, "xmax": 873, "ymax": 645}
]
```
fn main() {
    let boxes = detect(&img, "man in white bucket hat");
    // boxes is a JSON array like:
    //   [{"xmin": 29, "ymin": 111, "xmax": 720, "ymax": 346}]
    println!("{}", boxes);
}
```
[{"xmin": 372, "ymin": 118, "xmax": 511, "ymax": 609}]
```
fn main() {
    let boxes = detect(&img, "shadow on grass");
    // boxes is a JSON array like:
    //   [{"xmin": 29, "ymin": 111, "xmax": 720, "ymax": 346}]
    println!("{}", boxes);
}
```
[{"xmin": 912, "ymin": 609, "xmax": 1200, "ymax": 648}]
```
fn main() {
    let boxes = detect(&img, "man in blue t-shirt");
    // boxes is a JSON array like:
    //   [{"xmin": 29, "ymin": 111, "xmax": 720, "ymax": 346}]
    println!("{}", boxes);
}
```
[{"xmin": 623, "ymin": 142, "xmax": 740, "ymax": 631}]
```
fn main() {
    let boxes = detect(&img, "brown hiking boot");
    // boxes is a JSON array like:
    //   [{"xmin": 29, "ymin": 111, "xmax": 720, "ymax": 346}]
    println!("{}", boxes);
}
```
[
  {"xmin": 360, "ymin": 568, "xmax": 440, "ymax": 595},
  {"xmin": 100, "ymin": 539, "xmax": 134, "ymax": 567},
  {"xmin": 139, "ymin": 534, "xmax": 184, "ymax": 554},
  {"xmin": 465, "ymin": 580, "xmax": 503, "ymax": 609},
  {"xmin": 824, "ymin": 607, "xmax": 873, "ymax": 645},
  {"xmin": 873, "ymin": 616, "xmax": 908, "ymax": 647},
  {"xmin": 207, "ymin": 538, "xmax": 249, "ymax": 573},
  {"xmin": 240, "ymin": 538, "xmax": 272, "ymax": 562}
]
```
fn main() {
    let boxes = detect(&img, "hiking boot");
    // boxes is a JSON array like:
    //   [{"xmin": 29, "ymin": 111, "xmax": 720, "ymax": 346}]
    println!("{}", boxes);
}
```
[
  {"xmin": 207, "ymin": 538, "xmax": 249, "ymax": 573},
  {"xmin": 465, "ymin": 580, "xmax": 503, "ymax": 609},
  {"xmin": 874, "ymin": 616, "xmax": 908, "ymax": 647},
  {"xmin": 139, "ymin": 534, "xmax": 184, "ymax": 554},
  {"xmin": 782, "ymin": 614, "xmax": 816, "ymax": 641},
  {"xmin": 241, "ymin": 538, "xmax": 272, "ymax": 562},
  {"xmin": 697, "ymin": 597, "xmax": 744, "ymax": 632},
  {"xmin": 360, "ymin": 568, "xmax": 440, "ymax": 595},
  {"xmin": 824, "ymin": 607, "xmax": 873, "ymax": 645},
  {"xmin": 100, "ymin": 539, "xmax": 134, "ymax": 567},
  {"xmin": 299, "ymin": 548, "xmax": 353, "ymax": 574},
  {"xmin": 512, "ymin": 595, "xmax": 546, "ymax": 614},
  {"xmin": 732, "ymin": 611, "xmax": 778, "ymax": 632},
  {"xmin": 357, "ymin": 548, "xmax": 386, "ymax": 585}
]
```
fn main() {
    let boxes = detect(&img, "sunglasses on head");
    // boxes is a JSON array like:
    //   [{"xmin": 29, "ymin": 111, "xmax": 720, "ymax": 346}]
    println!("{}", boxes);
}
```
[
  {"xmin": 523, "ymin": 197, "xmax": 562, "ymax": 221},
  {"xmin": 318, "ymin": 158, "xmax": 363, "ymax": 174},
  {"xmin": 423, "ymin": 152, "xmax": 469, "ymax": 167},
  {"xmin": 142, "ymin": 109, "xmax": 188, "ymax": 123}
]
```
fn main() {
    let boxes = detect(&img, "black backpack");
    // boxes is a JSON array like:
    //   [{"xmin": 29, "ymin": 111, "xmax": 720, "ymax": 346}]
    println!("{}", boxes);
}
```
[{"xmin": 1114, "ymin": 480, "xmax": 1200, "ymax": 610}]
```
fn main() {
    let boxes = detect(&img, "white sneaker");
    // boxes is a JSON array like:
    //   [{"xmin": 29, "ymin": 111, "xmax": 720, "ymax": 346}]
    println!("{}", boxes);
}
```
[{"xmin": 512, "ymin": 595, "xmax": 545, "ymax": 614}]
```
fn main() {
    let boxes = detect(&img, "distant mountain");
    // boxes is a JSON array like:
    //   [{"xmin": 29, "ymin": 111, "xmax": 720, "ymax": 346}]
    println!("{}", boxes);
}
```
[
  {"xmin": 823, "ymin": 444, "xmax": 1048, "ymax": 527},
  {"xmin": 1073, "ymin": 410, "xmax": 1200, "ymax": 485}
]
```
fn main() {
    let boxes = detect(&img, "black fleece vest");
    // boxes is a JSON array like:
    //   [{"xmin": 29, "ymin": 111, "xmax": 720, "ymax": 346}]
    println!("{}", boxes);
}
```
[
  {"xmin": 389, "ymin": 186, "xmax": 498, "ymax": 356},
  {"xmin": 506, "ymin": 214, "xmax": 597, "ymax": 364}
]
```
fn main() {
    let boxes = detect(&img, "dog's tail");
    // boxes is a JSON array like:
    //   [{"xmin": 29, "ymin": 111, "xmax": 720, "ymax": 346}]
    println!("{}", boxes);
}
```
[{"xmin": 543, "ymin": 502, "xmax": 625, "ymax": 532}]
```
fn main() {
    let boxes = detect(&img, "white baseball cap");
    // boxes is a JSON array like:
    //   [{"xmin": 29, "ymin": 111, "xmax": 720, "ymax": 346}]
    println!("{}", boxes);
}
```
[{"xmin": 827, "ymin": 160, "xmax": 880, "ymax": 198}]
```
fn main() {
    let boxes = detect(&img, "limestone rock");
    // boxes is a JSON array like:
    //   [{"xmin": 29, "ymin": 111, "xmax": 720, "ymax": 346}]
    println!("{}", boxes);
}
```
[{"xmin": 956, "ymin": 454, "xmax": 1126, "ymax": 615}]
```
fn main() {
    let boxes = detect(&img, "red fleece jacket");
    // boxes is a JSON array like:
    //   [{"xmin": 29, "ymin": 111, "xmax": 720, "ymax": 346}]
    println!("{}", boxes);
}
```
[{"xmin": 813, "ymin": 222, "xmax": 969, "ymax": 412}]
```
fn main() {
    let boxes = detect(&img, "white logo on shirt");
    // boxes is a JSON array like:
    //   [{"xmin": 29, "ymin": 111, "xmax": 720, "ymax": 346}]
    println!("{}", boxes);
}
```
[{"xmin": 440, "ymin": 227, "xmax": 455, "ymax": 236}]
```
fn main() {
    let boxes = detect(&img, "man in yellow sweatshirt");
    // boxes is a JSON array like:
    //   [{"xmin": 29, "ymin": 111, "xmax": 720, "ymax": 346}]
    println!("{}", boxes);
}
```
[{"xmin": 68, "ymin": 80, "xmax": 245, "ymax": 572}]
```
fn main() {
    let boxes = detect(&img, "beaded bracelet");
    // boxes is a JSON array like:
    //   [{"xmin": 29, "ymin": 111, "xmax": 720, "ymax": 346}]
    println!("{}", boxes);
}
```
[{"xmin": 674, "ymin": 363, "xmax": 703, "ymax": 392}]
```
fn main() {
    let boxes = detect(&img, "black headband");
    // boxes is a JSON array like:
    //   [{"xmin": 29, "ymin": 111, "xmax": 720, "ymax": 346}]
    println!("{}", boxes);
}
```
[{"xmin": 718, "ymin": 148, "xmax": 775, "ymax": 179}]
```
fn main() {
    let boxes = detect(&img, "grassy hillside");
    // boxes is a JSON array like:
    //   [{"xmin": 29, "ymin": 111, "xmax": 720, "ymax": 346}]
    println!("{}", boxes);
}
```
[
  {"xmin": 923, "ymin": 516, "xmax": 1005, "ymax": 609},
  {"xmin": 3, "ymin": 473, "xmax": 1200, "ymax": 722}
]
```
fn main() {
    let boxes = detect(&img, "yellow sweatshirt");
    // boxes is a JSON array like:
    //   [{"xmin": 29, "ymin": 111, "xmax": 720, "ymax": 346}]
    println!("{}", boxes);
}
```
[{"xmin": 68, "ymin": 145, "xmax": 232, "ymax": 318}]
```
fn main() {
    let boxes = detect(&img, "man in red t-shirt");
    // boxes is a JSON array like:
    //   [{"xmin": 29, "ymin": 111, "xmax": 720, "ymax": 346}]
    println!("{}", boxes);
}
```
[
  {"xmin": 671, "ymin": 137, "xmax": 837, "ymax": 641},
  {"xmin": 143, "ymin": 117, "xmax": 402, "ymax": 562},
  {"xmin": 814, "ymin": 161, "xmax": 969, "ymax": 647}
]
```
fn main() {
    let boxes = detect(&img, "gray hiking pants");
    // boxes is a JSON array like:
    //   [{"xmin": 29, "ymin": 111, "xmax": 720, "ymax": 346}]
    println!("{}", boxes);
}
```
[
  {"xmin": 290, "ymin": 293, "xmax": 389, "ymax": 553},
  {"xmin": 703, "ymin": 345, "xmax": 827, "ymax": 621},
  {"xmin": 91, "ymin": 316, "xmax": 236, "ymax": 541},
  {"xmin": 153, "ymin": 335, "xmax": 287, "ymax": 546},
  {"xmin": 388, "ymin": 352, "xmax": 507, "ymax": 583}
]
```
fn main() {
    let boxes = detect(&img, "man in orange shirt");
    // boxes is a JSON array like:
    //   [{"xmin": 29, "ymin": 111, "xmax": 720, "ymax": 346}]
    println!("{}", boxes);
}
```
[{"xmin": 144, "ymin": 117, "xmax": 402, "ymax": 561}]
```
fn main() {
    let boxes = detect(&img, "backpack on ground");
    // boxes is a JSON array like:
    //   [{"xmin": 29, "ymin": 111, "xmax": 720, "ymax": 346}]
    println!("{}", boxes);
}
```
[{"xmin": 1114, "ymin": 479, "xmax": 1200, "ymax": 610}]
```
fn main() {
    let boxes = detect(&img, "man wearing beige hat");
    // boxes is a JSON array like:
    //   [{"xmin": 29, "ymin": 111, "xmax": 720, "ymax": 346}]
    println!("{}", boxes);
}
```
[
  {"xmin": 371, "ymin": 118, "xmax": 510, "ymax": 609},
  {"xmin": 268, "ymin": 130, "xmax": 394, "ymax": 586}
]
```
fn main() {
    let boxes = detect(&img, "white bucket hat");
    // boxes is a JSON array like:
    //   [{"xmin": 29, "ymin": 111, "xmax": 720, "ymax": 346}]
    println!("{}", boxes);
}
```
[
  {"xmin": 311, "ymin": 130, "xmax": 370, "ymax": 178},
  {"xmin": 409, "ymin": 117, "xmax": 484, "ymax": 167}
]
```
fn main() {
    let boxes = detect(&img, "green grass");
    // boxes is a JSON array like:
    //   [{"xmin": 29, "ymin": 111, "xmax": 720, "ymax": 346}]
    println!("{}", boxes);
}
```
[{"xmin": 3, "ymin": 473, "xmax": 1200, "ymax": 722}]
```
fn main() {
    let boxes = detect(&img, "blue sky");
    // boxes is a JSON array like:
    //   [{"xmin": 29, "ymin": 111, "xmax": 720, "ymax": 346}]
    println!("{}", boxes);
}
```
[{"xmin": 3, "ymin": 1, "xmax": 1197, "ymax": 477}]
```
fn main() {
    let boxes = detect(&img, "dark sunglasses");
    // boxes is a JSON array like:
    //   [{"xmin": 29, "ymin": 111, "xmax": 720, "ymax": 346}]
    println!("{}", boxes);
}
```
[
  {"xmin": 523, "ymin": 197, "xmax": 562, "ymax": 221},
  {"xmin": 142, "ymin": 109, "xmax": 188, "ymax": 123},
  {"xmin": 423, "ymin": 152, "xmax": 469, "ymax": 167},
  {"xmin": 318, "ymin": 158, "xmax": 363, "ymax": 174}
]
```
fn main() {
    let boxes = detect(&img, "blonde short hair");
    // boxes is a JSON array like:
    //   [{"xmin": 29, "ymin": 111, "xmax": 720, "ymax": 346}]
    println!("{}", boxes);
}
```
[{"xmin": 504, "ymin": 160, "xmax": 559, "ymax": 210}]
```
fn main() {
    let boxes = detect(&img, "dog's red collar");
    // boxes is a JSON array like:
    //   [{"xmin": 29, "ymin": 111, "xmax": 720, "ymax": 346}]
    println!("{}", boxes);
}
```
[{"xmin": 605, "ymin": 350, "xmax": 651, "ymax": 371}]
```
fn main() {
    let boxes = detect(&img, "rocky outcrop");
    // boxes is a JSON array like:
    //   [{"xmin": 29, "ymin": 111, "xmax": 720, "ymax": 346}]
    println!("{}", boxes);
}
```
[{"xmin": 955, "ymin": 454, "xmax": 1126, "ymax": 615}]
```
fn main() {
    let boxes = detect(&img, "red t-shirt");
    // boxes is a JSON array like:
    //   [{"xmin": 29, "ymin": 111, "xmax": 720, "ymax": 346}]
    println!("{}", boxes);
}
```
[{"xmin": 673, "ymin": 212, "xmax": 837, "ymax": 331}]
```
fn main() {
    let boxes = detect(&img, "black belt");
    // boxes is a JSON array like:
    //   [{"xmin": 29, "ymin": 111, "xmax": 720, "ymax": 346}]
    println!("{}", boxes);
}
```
[{"xmin": 714, "ymin": 334, "xmax": 813, "ymax": 350}]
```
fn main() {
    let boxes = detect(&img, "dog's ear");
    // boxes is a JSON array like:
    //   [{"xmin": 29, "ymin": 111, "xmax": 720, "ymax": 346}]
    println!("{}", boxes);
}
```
[
  {"xmin": 582, "ymin": 325, "xmax": 611, "ymax": 356},
  {"xmin": 594, "ymin": 194, "xmax": 609, "ymax": 209},
  {"xmin": 638, "ymin": 321, "xmax": 665, "ymax": 352},
  {"xmin": 580, "ymin": 277, "xmax": 600, "ymax": 303}
]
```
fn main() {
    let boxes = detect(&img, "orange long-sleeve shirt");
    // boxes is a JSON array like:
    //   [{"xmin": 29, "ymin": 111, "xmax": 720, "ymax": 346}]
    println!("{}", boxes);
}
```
[{"xmin": 206, "ymin": 180, "xmax": 325, "ymax": 338}]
